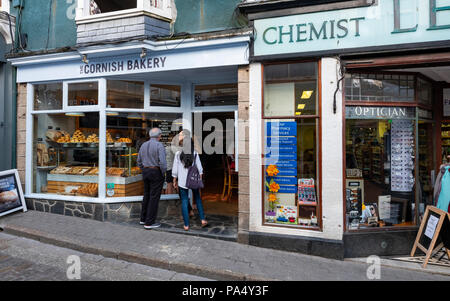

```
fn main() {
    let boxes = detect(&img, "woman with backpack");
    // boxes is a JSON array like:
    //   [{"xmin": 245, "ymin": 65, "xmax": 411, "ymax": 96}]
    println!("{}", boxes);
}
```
[{"xmin": 172, "ymin": 129, "xmax": 208, "ymax": 231}]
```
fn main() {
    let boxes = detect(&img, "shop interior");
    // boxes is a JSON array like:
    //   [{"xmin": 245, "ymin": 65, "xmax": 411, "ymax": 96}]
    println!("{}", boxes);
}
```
[{"xmin": 344, "ymin": 64, "xmax": 450, "ymax": 230}]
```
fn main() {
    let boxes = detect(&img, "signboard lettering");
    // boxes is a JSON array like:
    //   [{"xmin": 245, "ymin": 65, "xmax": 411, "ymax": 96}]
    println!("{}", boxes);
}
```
[
  {"xmin": 254, "ymin": 0, "xmax": 450, "ymax": 57},
  {"xmin": 346, "ymin": 106, "xmax": 415, "ymax": 119},
  {"xmin": 81, "ymin": 57, "xmax": 167, "ymax": 75}
]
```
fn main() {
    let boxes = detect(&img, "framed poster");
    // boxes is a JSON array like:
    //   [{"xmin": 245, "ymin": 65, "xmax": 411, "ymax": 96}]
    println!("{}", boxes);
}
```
[
  {"xmin": 0, "ymin": 169, "xmax": 27, "ymax": 217},
  {"xmin": 444, "ymin": 89, "xmax": 450, "ymax": 117}
]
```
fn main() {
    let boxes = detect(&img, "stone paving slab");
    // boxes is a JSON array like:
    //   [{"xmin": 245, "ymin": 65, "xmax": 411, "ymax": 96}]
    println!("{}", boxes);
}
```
[
  {"xmin": 0, "ymin": 211, "xmax": 449, "ymax": 281},
  {"xmin": 0, "ymin": 233, "xmax": 211, "ymax": 281}
]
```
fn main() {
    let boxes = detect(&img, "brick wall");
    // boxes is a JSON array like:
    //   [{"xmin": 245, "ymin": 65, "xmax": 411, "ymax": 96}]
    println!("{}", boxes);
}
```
[
  {"xmin": 77, "ymin": 16, "xmax": 170, "ymax": 44},
  {"xmin": 237, "ymin": 65, "xmax": 250, "ymax": 244},
  {"xmin": 16, "ymin": 84, "xmax": 27, "ymax": 187}
]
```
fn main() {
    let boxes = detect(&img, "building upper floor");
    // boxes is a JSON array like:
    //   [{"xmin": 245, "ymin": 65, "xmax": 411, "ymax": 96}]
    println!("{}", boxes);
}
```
[{"xmin": 7, "ymin": 0, "xmax": 248, "ymax": 53}]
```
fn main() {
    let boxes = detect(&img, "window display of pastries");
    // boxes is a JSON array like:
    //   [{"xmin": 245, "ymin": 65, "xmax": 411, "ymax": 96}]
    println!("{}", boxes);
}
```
[
  {"xmin": 86, "ymin": 133, "xmax": 99, "ymax": 143},
  {"xmin": 106, "ymin": 131, "xmax": 114, "ymax": 143},
  {"xmin": 106, "ymin": 167, "xmax": 126, "ymax": 177},
  {"xmin": 68, "ymin": 166, "xmax": 92, "ymax": 175},
  {"xmin": 56, "ymin": 134, "xmax": 71, "ymax": 143},
  {"xmin": 76, "ymin": 183, "xmax": 98, "ymax": 197},
  {"xmin": 71, "ymin": 130, "xmax": 86, "ymax": 143},
  {"xmin": 86, "ymin": 167, "xmax": 99, "ymax": 175},
  {"xmin": 50, "ymin": 166, "xmax": 72, "ymax": 174},
  {"xmin": 116, "ymin": 137, "xmax": 132, "ymax": 143}
]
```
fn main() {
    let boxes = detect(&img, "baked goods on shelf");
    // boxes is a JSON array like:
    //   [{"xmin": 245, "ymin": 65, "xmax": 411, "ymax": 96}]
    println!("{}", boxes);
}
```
[
  {"xmin": 68, "ymin": 166, "xmax": 92, "ymax": 175},
  {"xmin": 56, "ymin": 134, "xmax": 71, "ymax": 143},
  {"xmin": 71, "ymin": 130, "xmax": 86, "ymax": 143},
  {"xmin": 86, "ymin": 167, "xmax": 99, "ymax": 175},
  {"xmin": 77, "ymin": 183, "xmax": 98, "ymax": 197},
  {"xmin": 106, "ymin": 131, "xmax": 114, "ymax": 143},
  {"xmin": 107, "ymin": 167, "xmax": 126, "ymax": 177},
  {"xmin": 86, "ymin": 133, "xmax": 99, "ymax": 143},
  {"xmin": 128, "ymin": 167, "xmax": 141, "ymax": 176},
  {"xmin": 116, "ymin": 137, "xmax": 132, "ymax": 143},
  {"xmin": 50, "ymin": 166, "xmax": 72, "ymax": 174},
  {"xmin": 46, "ymin": 130, "xmax": 63, "ymax": 142}
]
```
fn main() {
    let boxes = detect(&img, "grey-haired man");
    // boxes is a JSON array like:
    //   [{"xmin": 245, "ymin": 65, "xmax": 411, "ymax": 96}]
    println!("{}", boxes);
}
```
[{"xmin": 137, "ymin": 128, "xmax": 167, "ymax": 229}]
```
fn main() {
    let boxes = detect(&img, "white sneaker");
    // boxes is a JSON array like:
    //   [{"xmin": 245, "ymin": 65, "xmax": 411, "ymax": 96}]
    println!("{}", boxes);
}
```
[{"xmin": 144, "ymin": 223, "xmax": 161, "ymax": 229}]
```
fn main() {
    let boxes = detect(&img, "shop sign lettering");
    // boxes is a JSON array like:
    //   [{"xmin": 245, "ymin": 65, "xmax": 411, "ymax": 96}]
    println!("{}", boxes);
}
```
[
  {"xmin": 80, "ymin": 57, "xmax": 167, "ymax": 75},
  {"xmin": 254, "ymin": 0, "xmax": 450, "ymax": 56},
  {"xmin": 346, "ymin": 106, "xmax": 415, "ymax": 119}
]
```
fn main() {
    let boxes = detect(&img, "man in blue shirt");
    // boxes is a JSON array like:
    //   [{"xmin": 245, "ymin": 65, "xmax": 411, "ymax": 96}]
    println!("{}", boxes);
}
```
[{"xmin": 137, "ymin": 128, "xmax": 167, "ymax": 229}]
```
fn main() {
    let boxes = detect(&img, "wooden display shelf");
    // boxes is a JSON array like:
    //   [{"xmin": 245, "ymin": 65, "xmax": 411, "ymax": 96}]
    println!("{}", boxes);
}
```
[{"xmin": 47, "ymin": 180, "xmax": 144, "ymax": 197}]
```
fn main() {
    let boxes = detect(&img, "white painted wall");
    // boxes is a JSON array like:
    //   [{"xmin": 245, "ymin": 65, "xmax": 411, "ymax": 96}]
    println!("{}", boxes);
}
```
[{"xmin": 248, "ymin": 58, "xmax": 344, "ymax": 241}]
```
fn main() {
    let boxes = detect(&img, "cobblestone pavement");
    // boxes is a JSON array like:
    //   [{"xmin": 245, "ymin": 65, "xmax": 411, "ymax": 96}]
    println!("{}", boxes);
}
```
[{"xmin": 0, "ymin": 233, "xmax": 212, "ymax": 281}]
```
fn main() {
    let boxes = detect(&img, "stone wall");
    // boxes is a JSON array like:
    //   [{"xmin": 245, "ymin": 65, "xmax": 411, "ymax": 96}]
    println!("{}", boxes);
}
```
[
  {"xmin": 16, "ymin": 83, "xmax": 27, "ymax": 188},
  {"xmin": 237, "ymin": 65, "xmax": 250, "ymax": 244},
  {"xmin": 25, "ymin": 198, "xmax": 181, "ymax": 223},
  {"xmin": 77, "ymin": 15, "xmax": 170, "ymax": 44}
]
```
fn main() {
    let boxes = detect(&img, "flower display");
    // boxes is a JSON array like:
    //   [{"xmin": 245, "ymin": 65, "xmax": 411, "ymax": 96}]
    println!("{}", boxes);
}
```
[
  {"xmin": 269, "ymin": 182, "xmax": 280, "ymax": 193},
  {"xmin": 268, "ymin": 193, "xmax": 277, "ymax": 202},
  {"xmin": 266, "ymin": 165, "xmax": 279, "ymax": 177}
]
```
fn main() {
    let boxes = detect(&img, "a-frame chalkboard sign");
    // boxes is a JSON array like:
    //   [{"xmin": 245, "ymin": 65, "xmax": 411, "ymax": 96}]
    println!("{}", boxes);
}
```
[{"xmin": 411, "ymin": 206, "xmax": 450, "ymax": 268}]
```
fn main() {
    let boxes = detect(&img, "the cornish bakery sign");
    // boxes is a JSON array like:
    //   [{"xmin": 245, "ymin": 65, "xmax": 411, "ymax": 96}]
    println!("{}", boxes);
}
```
[
  {"xmin": 80, "ymin": 56, "xmax": 167, "ymax": 75},
  {"xmin": 254, "ymin": 0, "xmax": 450, "ymax": 56}
]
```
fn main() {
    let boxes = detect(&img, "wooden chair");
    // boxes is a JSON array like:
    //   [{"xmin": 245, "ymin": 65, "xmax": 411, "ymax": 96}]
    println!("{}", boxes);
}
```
[
  {"xmin": 221, "ymin": 155, "xmax": 229, "ymax": 201},
  {"xmin": 225, "ymin": 155, "xmax": 239, "ymax": 202}
]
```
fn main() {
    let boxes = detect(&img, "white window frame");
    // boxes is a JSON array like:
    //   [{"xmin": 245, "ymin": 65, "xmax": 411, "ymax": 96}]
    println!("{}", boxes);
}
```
[
  {"xmin": 76, "ymin": 0, "xmax": 172, "ymax": 23},
  {"xmin": 25, "ymin": 77, "xmax": 239, "ymax": 202}
]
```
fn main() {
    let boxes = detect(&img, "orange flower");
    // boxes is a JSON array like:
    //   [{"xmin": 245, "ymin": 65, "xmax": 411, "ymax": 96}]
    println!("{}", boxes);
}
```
[
  {"xmin": 268, "ymin": 194, "xmax": 277, "ymax": 202},
  {"xmin": 266, "ymin": 165, "xmax": 279, "ymax": 177},
  {"xmin": 269, "ymin": 182, "xmax": 280, "ymax": 193}
]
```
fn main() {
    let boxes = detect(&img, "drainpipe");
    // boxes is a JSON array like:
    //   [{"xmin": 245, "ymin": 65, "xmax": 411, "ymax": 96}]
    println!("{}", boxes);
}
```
[{"xmin": 11, "ymin": 66, "xmax": 17, "ymax": 169}]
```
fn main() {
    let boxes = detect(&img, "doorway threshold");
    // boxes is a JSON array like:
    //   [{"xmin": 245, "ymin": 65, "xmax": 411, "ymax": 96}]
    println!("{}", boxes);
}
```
[{"xmin": 112, "ymin": 214, "xmax": 238, "ymax": 242}]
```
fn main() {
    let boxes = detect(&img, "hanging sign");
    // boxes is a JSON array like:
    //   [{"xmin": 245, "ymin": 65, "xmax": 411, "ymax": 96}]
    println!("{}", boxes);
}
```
[{"xmin": 0, "ymin": 170, "xmax": 27, "ymax": 217}]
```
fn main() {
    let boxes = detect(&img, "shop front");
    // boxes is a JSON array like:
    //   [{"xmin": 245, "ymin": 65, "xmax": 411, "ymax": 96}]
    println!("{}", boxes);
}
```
[
  {"xmin": 10, "ymin": 34, "xmax": 250, "ymax": 231},
  {"xmin": 241, "ymin": 0, "xmax": 450, "ymax": 258}
]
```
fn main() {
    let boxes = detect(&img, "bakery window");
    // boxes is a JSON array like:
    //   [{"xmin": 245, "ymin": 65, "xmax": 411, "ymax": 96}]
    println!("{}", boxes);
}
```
[
  {"xmin": 107, "ymin": 80, "xmax": 144, "ymax": 109},
  {"xmin": 68, "ymin": 82, "xmax": 99, "ymax": 106},
  {"xmin": 106, "ymin": 112, "xmax": 183, "ymax": 198},
  {"xmin": 262, "ymin": 61, "xmax": 321, "ymax": 229},
  {"xmin": 150, "ymin": 84, "xmax": 181, "ymax": 107},
  {"xmin": 33, "ymin": 112, "xmax": 100, "ymax": 197},
  {"xmin": 34, "ymin": 83, "xmax": 63, "ymax": 111},
  {"xmin": 194, "ymin": 84, "xmax": 238, "ymax": 107}
]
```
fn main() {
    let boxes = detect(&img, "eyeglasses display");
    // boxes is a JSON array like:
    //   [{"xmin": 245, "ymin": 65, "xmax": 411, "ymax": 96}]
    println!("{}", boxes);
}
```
[
  {"xmin": 390, "ymin": 120, "xmax": 415, "ymax": 192},
  {"xmin": 345, "ymin": 116, "xmax": 430, "ymax": 230}
]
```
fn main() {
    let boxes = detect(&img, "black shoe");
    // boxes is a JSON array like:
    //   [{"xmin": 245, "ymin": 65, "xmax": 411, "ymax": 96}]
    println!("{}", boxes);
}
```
[{"xmin": 144, "ymin": 223, "xmax": 161, "ymax": 229}]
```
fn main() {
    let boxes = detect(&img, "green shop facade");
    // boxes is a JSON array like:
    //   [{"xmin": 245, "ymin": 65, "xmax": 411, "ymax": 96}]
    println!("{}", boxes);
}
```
[{"xmin": 240, "ymin": 0, "xmax": 450, "ymax": 258}]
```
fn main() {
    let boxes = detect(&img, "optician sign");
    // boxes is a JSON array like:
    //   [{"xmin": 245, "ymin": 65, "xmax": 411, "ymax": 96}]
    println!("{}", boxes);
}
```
[
  {"xmin": 346, "ymin": 106, "xmax": 415, "ymax": 119},
  {"xmin": 254, "ymin": 0, "xmax": 450, "ymax": 56}
]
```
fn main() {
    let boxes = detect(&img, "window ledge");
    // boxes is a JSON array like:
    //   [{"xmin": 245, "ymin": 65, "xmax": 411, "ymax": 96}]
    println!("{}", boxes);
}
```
[{"xmin": 76, "ymin": 9, "xmax": 172, "ymax": 25}]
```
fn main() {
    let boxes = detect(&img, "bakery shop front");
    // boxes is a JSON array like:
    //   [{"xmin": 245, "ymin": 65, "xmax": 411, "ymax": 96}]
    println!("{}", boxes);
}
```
[{"xmin": 9, "ymin": 33, "xmax": 250, "ymax": 231}]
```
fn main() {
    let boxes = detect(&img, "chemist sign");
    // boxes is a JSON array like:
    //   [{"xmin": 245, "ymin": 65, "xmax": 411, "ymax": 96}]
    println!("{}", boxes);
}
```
[{"xmin": 254, "ymin": 0, "xmax": 450, "ymax": 57}]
